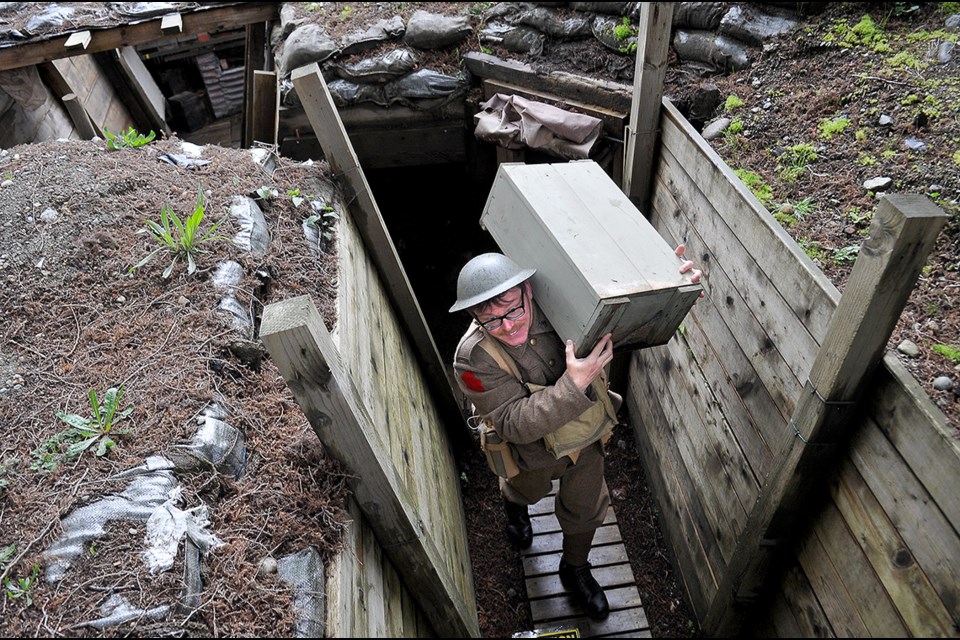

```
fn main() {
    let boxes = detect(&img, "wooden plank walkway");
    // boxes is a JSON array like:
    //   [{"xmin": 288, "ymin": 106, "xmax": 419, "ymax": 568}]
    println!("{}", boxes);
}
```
[{"xmin": 521, "ymin": 483, "xmax": 652, "ymax": 637}]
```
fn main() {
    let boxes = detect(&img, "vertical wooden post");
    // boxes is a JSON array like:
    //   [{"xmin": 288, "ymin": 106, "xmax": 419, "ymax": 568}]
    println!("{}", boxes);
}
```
[
  {"xmin": 251, "ymin": 70, "xmax": 278, "ymax": 145},
  {"xmin": 259, "ymin": 295, "xmax": 480, "ymax": 639},
  {"xmin": 241, "ymin": 21, "xmax": 269, "ymax": 149},
  {"xmin": 622, "ymin": 2, "xmax": 673, "ymax": 211},
  {"xmin": 703, "ymin": 194, "xmax": 948, "ymax": 636}
]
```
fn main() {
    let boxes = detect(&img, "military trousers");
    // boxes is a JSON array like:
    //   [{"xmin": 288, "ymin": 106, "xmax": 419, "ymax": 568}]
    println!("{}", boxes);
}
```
[{"xmin": 500, "ymin": 441, "xmax": 609, "ymax": 564}]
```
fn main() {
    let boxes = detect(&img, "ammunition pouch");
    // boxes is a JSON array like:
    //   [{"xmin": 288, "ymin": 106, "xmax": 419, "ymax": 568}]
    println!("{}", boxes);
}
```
[
  {"xmin": 479, "ymin": 419, "xmax": 521, "ymax": 479},
  {"xmin": 527, "ymin": 372, "xmax": 618, "ymax": 461}
]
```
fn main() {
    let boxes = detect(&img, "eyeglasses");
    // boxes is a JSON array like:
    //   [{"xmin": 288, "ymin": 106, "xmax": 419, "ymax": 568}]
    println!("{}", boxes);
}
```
[{"xmin": 477, "ymin": 289, "xmax": 526, "ymax": 331}]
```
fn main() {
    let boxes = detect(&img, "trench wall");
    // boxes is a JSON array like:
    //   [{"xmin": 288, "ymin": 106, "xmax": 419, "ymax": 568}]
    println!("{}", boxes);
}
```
[
  {"xmin": 628, "ymin": 97, "xmax": 960, "ymax": 636},
  {"xmin": 319, "ymin": 189, "xmax": 476, "ymax": 637}
]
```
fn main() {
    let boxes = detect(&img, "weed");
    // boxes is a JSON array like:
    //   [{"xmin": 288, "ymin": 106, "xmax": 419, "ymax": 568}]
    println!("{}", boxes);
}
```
[
  {"xmin": 855, "ymin": 128, "xmax": 868, "ymax": 143},
  {"xmin": 933, "ymin": 344, "xmax": 960, "ymax": 363},
  {"xmin": 4, "ymin": 563, "xmax": 38, "ymax": 607},
  {"xmin": 773, "ymin": 197, "xmax": 814, "ymax": 227},
  {"xmin": 857, "ymin": 153, "xmax": 877, "ymax": 166},
  {"xmin": 725, "ymin": 95, "xmax": 745, "ymax": 111},
  {"xmin": 132, "ymin": 182, "xmax": 230, "ymax": 279},
  {"xmin": 339, "ymin": 5, "xmax": 352, "ymax": 21},
  {"xmin": 734, "ymin": 168, "xmax": 773, "ymax": 205},
  {"xmin": 832, "ymin": 245, "xmax": 860, "ymax": 264},
  {"xmin": 883, "ymin": 148, "xmax": 898, "ymax": 160},
  {"xmin": 255, "ymin": 186, "xmax": 278, "ymax": 200},
  {"xmin": 0, "ymin": 458, "xmax": 13, "ymax": 493},
  {"xmin": 778, "ymin": 143, "xmax": 817, "ymax": 181},
  {"xmin": 304, "ymin": 204, "xmax": 340, "ymax": 244},
  {"xmin": 52, "ymin": 386, "xmax": 134, "ymax": 461},
  {"xmin": 819, "ymin": 116, "xmax": 851, "ymax": 139},
  {"xmin": 799, "ymin": 238, "xmax": 828, "ymax": 264},
  {"xmin": 846, "ymin": 206, "xmax": 872, "ymax": 225},
  {"xmin": 953, "ymin": 150, "xmax": 960, "ymax": 166},
  {"xmin": 939, "ymin": 3, "xmax": 960, "ymax": 14},
  {"xmin": 0, "ymin": 544, "xmax": 13, "ymax": 571},
  {"xmin": 104, "ymin": 127, "xmax": 156, "ymax": 150}
]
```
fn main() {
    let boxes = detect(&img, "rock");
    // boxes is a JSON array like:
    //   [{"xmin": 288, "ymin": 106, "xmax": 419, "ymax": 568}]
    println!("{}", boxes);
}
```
[
  {"xmin": 933, "ymin": 376, "xmax": 954, "ymax": 391},
  {"xmin": 904, "ymin": 135, "xmax": 926, "ymax": 151},
  {"xmin": 0, "ymin": 179, "xmax": 11, "ymax": 187},
  {"xmin": 938, "ymin": 41, "xmax": 954, "ymax": 64},
  {"xmin": 946, "ymin": 14, "xmax": 960, "ymax": 30},
  {"xmin": 39, "ymin": 207, "xmax": 58, "ymax": 223},
  {"xmin": 897, "ymin": 340, "xmax": 920, "ymax": 357},
  {"xmin": 878, "ymin": 114, "xmax": 892, "ymax": 126},
  {"xmin": 863, "ymin": 176, "xmax": 892, "ymax": 192},
  {"xmin": 929, "ymin": 184, "xmax": 945, "ymax": 193},
  {"xmin": 258, "ymin": 556, "xmax": 278, "ymax": 576},
  {"xmin": 701, "ymin": 117, "xmax": 731, "ymax": 140}
]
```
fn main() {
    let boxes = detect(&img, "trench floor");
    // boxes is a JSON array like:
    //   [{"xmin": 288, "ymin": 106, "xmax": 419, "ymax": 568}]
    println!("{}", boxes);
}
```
[{"xmin": 521, "ymin": 482, "xmax": 651, "ymax": 638}]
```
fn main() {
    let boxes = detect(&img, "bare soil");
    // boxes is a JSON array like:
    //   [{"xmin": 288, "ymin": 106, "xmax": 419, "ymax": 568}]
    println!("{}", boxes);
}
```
[{"xmin": 0, "ymin": 2, "xmax": 957, "ymax": 639}]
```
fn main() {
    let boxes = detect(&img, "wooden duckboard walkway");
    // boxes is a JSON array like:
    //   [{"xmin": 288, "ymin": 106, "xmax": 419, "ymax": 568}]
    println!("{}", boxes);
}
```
[{"xmin": 521, "ymin": 482, "xmax": 651, "ymax": 637}]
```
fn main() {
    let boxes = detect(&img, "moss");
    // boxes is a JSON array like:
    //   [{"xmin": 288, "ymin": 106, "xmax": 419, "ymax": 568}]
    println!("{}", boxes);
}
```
[
  {"xmin": 734, "ymin": 168, "xmax": 774, "ymax": 205},
  {"xmin": 887, "ymin": 51, "xmax": 922, "ymax": 70},
  {"xmin": 953, "ymin": 150, "xmax": 960, "ymax": 166},
  {"xmin": 725, "ymin": 95, "xmax": 745, "ymax": 111},
  {"xmin": 818, "ymin": 116, "xmax": 851, "ymax": 139}
]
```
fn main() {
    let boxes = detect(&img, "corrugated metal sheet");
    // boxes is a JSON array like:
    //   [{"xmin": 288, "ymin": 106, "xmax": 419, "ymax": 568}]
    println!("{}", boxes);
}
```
[{"xmin": 195, "ymin": 51, "xmax": 243, "ymax": 119}]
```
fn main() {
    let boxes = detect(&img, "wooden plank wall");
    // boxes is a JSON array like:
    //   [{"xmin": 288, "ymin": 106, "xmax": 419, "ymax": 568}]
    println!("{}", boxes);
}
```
[
  {"xmin": 322, "ymin": 186, "xmax": 475, "ymax": 636},
  {"xmin": 628, "ymin": 97, "xmax": 960, "ymax": 636},
  {"xmin": 51, "ymin": 55, "xmax": 135, "ymax": 136}
]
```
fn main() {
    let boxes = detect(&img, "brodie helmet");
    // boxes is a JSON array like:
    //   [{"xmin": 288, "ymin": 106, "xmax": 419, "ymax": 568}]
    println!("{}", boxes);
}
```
[{"xmin": 448, "ymin": 252, "xmax": 536, "ymax": 313}]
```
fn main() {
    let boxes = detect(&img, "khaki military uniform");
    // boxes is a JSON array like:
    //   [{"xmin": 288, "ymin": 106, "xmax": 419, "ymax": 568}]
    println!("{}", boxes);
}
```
[{"xmin": 453, "ymin": 301, "xmax": 622, "ymax": 563}]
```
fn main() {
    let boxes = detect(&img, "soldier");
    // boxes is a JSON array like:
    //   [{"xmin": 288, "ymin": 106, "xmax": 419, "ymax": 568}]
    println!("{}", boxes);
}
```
[{"xmin": 450, "ymin": 249, "xmax": 700, "ymax": 621}]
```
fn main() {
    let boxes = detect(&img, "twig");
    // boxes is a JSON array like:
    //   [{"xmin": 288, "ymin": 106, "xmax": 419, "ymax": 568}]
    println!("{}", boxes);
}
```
[{"xmin": 861, "ymin": 74, "xmax": 913, "ymax": 87}]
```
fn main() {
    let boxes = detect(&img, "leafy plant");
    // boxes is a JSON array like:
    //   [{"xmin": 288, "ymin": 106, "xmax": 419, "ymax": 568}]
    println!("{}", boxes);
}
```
[
  {"xmin": 288, "ymin": 188, "xmax": 308, "ymax": 207},
  {"xmin": 53, "ymin": 387, "xmax": 134, "ymax": 460},
  {"xmin": 132, "ymin": 182, "xmax": 230, "ymax": 279},
  {"xmin": 773, "ymin": 197, "xmax": 814, "ymax": 227},
  {"xmin": 304, "ymin": 204, "xmax": 340, "ymax": 243},
  {"xmin": 933, "ymin": 344, "xmax": 960, "ymax": 364},
  {"xmin": 832, "ymin": 244, "xmax": 860, "ymax": 264},
  {"xmin": 4, "ymin": 563, "xmax": 38, "ymax": 607},
  {"xmin": 339, "ymin": 5, "xmax": 353, "ymax": 20},
  {"xmin": 778, "ymin": 143, "xmax": 818, "ymax": 181},
  {"xmin": 104, "ymin": 127, "xmax": 156, "ymax": 150},
  {"xmin": 0, "ymin": 543, "xmax": 14, "ymax": 570}
]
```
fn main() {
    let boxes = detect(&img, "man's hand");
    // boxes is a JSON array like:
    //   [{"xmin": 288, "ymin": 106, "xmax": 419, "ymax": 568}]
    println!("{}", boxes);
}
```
[
  {"xmin": 566, "ymin": 333, "xmax": 614, "ymax": 393},
  {"xmin": 676, "ymin": 244, "xmax": 705, "ymax": 298}
]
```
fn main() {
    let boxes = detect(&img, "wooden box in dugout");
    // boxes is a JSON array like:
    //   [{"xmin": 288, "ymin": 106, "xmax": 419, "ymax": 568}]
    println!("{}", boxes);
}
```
[{"xmin": 480, "ymin": 160, "xmax": 703, "ymax": 357}]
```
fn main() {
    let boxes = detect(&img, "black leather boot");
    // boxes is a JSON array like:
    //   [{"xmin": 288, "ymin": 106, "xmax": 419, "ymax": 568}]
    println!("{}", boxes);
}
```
[
  {"xmin": 503, "ymin": 498, "xmax": 532, "ymax": 550},
  {"xmin": 559, "ymin": 558, "xmax": 609, "ymax": 620}
]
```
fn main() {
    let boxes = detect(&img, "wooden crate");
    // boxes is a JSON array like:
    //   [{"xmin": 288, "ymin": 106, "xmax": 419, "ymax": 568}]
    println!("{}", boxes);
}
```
[{"xmin": 480, "ymin": 160, "xmax": 702, "ymax": 356}]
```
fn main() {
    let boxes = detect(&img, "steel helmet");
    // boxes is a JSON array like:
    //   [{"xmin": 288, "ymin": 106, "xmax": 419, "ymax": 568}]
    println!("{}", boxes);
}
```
[{"xmin": 449, "ymin": 252, "xmax": 536, "ymax": 313}]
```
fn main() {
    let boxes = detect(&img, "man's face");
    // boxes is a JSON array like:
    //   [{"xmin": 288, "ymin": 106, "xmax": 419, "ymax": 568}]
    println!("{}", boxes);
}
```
[{"xmin": 475, "ymin": 284, "xmax": 530, "ymax": 348}]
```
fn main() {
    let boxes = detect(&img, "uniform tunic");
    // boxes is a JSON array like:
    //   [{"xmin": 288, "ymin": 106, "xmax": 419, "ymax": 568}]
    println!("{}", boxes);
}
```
[{"xmin": 453, "ymin": 301, "xmax": 621, "ymax": 549}]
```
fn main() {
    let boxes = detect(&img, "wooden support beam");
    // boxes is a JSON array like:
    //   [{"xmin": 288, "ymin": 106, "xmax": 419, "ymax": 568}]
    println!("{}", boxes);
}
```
[
  {"xmin": 289, "ymin": 63, "xmax": 471, "ymax": 451},
  {"xmin": 703, "ymin": 194, "xmax": 949, "ymax": 636},
  {"xmin": 623, "ymin": 2, "xmax": 674, "ymax": 210},
  {"xmin": 115, "ymin": 46, "xmax": 171, "ymax": 137},
  {"xmin": 462, "ymin": 51, "xmax": 633, "ymax": 113},
  {"xmin": 251, "ymin": 70, "xmax": 278, "ymax": 145},
  {"xmin": 160, "ymin": 13, "xmax": 183, "ymax": 35},
  {"xmin": 241, "ymin": 21, "xmax": 270, "ymax": 149},
  {"xmin": 259, "ymin": 295, "xmax": 480, "ymax": 639},
  {"xmin": 0, "ymin": 3, "xmax": 278, "ymax": 72},
  {"xmin": 64, "ymin": 31, "xmax": 91, "ymax": 51},
  {"xmin": 61, "ymin": 93, "xmax": 98, "ymax": 139}
]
